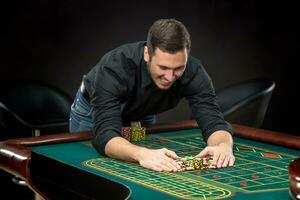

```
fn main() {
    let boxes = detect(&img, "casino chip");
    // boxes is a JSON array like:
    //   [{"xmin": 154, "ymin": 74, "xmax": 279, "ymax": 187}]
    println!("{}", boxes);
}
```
[
  {"xmin": 131, "ymin": 127, "xmax": 146, "ymax": 142},
  {"xmin": 121, "ymin": 121, "xmax": 146, "ymax": 142},
  {"xmin": 121, "ymin": 127, "xmax": 131, "ymax": 141},
  {"xmin": 176, "ymin": 156, "xmax": 215, "ymax": 172}
]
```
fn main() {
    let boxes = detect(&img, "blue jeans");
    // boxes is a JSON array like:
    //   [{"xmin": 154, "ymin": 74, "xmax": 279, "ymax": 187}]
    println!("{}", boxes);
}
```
[
  {"xmin": 69, "ymin": 90, "xmax": 156, "ymax": 132},
  {"xmin": 69, "ymin": 90, "xmax": 93, "ymax": 132}
]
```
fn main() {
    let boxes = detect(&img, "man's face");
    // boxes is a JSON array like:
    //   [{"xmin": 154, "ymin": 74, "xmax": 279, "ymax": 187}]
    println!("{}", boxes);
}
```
[{"xmin": 144, "ymin": 47, "xmax": 188, "ymax": 90}]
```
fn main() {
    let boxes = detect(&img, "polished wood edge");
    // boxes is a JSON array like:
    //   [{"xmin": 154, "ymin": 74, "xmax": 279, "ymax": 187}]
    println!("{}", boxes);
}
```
[
  {"xmin": 1, "ymin": 119, "xmax": 300, "ymax": 180},
  {"xmin": 148, "ymin": 120, "xmax": 300, "ymax": 150},
  {"xmin": 231, "ymin": 123, "xmax": 300, "ymax": 149},
  {"xmin": 288, "ymin": 157, "xmax": 300, "ymax": 199},
  {"xmin": 146, "ymin": 120, "xmax": 199, "ymax": 133},
  {"xmin": 0, "ymin": 144, "xmax": 29, "ymax": 180},
  {"xmin": 289, "ymin": 157, "xmax": 300, "ymax": 179},
  {"xmin": 0, "ymin": 132, "xmax": 92, "ymax": 180}
]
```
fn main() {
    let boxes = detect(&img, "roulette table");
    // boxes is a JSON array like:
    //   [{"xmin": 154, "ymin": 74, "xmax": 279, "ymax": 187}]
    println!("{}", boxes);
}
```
[{"xmin": 0, "ymin": 120, "xmax": 299, "ymax": 200}]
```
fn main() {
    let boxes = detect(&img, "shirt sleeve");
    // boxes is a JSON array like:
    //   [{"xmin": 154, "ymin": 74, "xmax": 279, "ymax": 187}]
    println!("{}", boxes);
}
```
[
  {"xmin": 185, "ymin": 64, "xmax": 233, "ymax": 142},
  {"xmin": 89, "ymin": 55, "xmax": 128, "ymax": 155}
]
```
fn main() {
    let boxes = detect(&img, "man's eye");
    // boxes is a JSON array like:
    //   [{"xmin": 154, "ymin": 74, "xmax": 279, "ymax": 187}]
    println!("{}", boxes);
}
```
[
  {"xmin": 160, "ymin": 66, "xmax": 167, "ymax": 70},
  {"xmin": 176, "ymin": 67, "xmax": 184, "ymax": 71}
]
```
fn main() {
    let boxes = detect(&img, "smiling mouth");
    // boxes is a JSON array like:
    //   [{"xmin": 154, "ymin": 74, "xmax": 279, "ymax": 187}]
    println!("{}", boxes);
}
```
[
  {"xmin": 160, "ymin": 79, "xmax": 172, "ymax": 86},
  {"xmin": 160, "ymin": 82, "xmax": 173, "ymax": 88}
]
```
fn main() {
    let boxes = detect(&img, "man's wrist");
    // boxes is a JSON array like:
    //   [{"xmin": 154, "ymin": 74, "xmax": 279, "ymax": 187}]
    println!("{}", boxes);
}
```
[
  {"xmin": 132, "ymin": 146, "xmax": 148, "ymax": 162},
  {"xmin": 217, "ymin": 141, "xmax": 233, "ymax": 148},
  {"xmin": 207, "ymin": 130, "xmax": 233, "ymax": 146}
]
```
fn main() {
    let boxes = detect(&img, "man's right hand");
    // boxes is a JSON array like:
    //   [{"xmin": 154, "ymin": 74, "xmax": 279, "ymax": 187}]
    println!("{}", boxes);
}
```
[
  {"xmin": 136, "ymin": 148, "xmax": 181, "ymax": 172},
  {"xmin": 105, "ymin": 137, "xmax": 180, "ymax": 172}
]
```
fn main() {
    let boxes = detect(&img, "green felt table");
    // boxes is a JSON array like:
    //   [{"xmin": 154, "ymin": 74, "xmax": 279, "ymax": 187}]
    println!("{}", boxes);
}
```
[{"xmin": 30, "ymin": 128, "xmax": 300, "ymax": 200}]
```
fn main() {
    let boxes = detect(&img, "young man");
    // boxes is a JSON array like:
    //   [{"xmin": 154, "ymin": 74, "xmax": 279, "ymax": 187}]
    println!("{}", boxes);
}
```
[{"xmin": 70, "ymin": 18, "xmax": 235, "ymax": 172}]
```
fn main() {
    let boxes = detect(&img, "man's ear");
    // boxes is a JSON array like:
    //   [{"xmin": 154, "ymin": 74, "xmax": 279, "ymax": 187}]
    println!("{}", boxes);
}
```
[{"xmin": 144, "ymin": 46, "xmax": 149, "ymax": 62}]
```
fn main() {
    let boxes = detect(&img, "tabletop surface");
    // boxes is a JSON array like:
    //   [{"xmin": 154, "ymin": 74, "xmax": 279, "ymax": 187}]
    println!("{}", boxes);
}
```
[{"xmin": 32, "ymin": 128, "xmax": 300, "ymax": 200}]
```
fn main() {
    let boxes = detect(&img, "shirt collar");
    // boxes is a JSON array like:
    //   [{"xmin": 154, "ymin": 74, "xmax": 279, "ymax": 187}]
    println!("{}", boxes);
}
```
[{"xmin": 141, "ymin": 58, "xmax": 153, "ymax": 88}]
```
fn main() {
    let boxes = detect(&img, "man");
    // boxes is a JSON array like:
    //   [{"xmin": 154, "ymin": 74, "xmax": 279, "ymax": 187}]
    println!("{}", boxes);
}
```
[{"xmin": 70, "ymin": 18, "xmax": 235, "ymax": 172}]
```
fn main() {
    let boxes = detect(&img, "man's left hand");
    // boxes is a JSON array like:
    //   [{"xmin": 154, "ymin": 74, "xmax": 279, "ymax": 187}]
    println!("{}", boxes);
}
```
[{"xmin": 195, "ymin": 142, "xmax": 235, "ymax": 168}]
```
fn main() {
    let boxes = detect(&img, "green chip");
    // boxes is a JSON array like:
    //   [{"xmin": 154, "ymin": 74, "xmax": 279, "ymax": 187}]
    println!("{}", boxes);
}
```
[{"xmin": 131, "ymin": 127, "xmax": 146, "ymax": 142}]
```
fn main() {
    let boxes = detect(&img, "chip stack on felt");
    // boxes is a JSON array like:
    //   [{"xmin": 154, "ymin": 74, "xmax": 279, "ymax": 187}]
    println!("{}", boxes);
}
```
[
  {"xmin": 130, "ymin": 121, "xmax": 146, "ymax": 141},
  {"xmin": 121, "ymin": 121, "xmax": 146, "ymax": 142},
  {"xmin": 121, "ymin": 127, "xmax": 131, "ymax": 141},
  {"xmin": 176, "ymin": 156, "xmax": 215, "ymax": 172}
]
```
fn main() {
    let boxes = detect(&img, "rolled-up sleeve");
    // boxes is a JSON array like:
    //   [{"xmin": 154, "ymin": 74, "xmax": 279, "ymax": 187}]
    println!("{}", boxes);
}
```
[{"xmin": 185, "ymin": 65, "xmax": 233, "ymax": 142}]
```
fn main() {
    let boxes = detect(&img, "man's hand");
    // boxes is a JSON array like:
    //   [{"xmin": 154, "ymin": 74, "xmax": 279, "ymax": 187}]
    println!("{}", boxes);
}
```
[
  {"xmin": 195, "ymin": 130, "xmax": 235, "ymax": 168},
  {"xmin": 195, "ymin": 142, "xmax": 234, "ymax": 168},
  {"xmin": 137, "ymin": 148, "xmax": 181, "ymax": 172},
  {"xmin": 105, "ymin": 137, "xmax": 180, "ymax": 172}
]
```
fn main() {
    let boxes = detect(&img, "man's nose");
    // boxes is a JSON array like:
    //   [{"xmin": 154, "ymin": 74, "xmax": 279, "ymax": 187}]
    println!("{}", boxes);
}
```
[{"xmin": 165, "ymin": 69, "xmax": 175, "ymax": 82}]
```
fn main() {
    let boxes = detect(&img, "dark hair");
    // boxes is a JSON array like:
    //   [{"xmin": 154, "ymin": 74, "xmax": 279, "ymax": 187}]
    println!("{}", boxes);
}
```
[{"xmin": 147, "ymin": 18, "xmax": 191, "ymax": 58}]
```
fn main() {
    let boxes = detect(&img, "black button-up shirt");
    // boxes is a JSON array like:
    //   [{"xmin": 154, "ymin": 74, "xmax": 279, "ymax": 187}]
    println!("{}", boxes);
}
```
[{"xmin": 83, "ymin": 41, "xmax": 232, "ymax": 154}]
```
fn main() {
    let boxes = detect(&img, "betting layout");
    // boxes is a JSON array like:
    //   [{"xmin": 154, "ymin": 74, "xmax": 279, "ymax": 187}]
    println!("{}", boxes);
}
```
[{"xmin": 82, "ymin": 130, "xmax": 298, "ymax": 200}]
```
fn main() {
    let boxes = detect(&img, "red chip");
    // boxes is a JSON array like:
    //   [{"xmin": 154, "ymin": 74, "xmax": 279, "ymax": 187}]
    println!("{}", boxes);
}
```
[{"xmin": 121, "ymin": 127, "xmax": 131, "ymax": 141}]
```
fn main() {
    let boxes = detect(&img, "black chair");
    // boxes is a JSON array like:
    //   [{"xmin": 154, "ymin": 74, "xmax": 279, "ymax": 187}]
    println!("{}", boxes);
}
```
[
  {"xmin": 0, "ymin": 79, "xmax": 73, "ymax": 141},
  {"xmin": 0, "ymin": 79, "xmax": 73, "ymax": 197},
  {"xmin": 216, "ymin": 77, "xmax": 275, "ymax": 128}
]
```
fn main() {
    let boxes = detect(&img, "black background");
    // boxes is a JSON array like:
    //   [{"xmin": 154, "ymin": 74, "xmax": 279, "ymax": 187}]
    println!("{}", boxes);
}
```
[{"xmin": 1, "ymin": 0, "xmax": 299, "ymax": 136}]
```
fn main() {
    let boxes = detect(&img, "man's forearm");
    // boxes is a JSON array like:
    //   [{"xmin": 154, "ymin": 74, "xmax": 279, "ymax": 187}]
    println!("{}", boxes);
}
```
[
  {"xmin": 104, "ymin": 136, "xmax": 146, "ymax": 162},
  {"xmin": 104, "ymin": 136, "xmax": 180, "ymax": 172}
]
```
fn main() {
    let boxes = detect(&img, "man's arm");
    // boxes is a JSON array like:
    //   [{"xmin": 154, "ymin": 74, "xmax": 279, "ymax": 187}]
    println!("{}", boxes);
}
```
[
  {"xmin": 90, "ymin": 68, "xmax": 181, "ymax": 172},
  {"xmin": 183, "ymin": 60, "xmax": 234, "ymax": 167},
  {"xmin": 196, "ymin": 130, "xmax": 235, "ymax": 168},
  {"xmin": 105, "ymin": 136, "xmax": 181, "ymax": 172},
  {"xmin": 90, "ymin": 53, "xmax": 180, "ymax": 172}
]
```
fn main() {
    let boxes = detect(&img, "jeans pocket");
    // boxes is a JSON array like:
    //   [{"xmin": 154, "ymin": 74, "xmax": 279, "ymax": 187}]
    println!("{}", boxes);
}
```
[{"xmin": 71, "ymin": 98, "xmax": 92, "ymax": 117}]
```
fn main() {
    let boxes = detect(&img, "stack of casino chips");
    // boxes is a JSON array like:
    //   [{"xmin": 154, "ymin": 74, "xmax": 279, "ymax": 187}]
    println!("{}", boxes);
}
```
[
  {"xmin": 121, "ymin": 121, "xmax": 146, "ymax": 142},
  {"xmin": 131, "ymin": 127, "xmax": 146, "ymax": 141},
  {"xmin": 176, "ymin": 156, "xmax": 215, "ymax": 171},
  {"xmin": 121, "ymin": 127, "xmax": 132, "ymax": 141}
]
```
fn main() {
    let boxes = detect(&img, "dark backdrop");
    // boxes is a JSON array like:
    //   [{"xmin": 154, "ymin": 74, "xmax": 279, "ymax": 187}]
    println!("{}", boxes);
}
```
[{"xmin": 1, "ymin": 0, "xmax": 299, "ymax": 135}]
